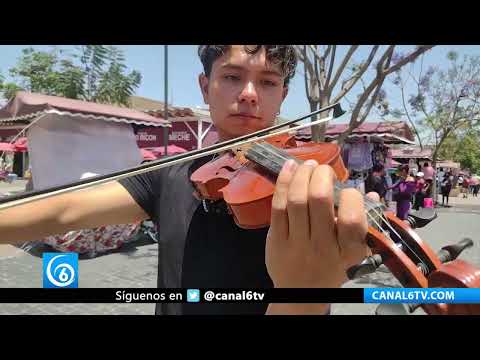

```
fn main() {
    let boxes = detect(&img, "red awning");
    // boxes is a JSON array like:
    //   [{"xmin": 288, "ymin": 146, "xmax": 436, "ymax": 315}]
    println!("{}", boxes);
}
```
[
  {"xmin": 142, "ymin": 145, "xmax": 188, "ymax": 158},
  {"xmin": 0, "ymin": 92, "xmax": 171, "ymax": 128},
  {"xmin": 13, "ymin": 137, "xmax": 28, "ymax": 152},
  {"xmin": 141, "ymin": 148, "xmax": 157, "ymax": 161},
  {"xmin": 0, "ymin": 142, "xmax": 15, "ymax": 152}
]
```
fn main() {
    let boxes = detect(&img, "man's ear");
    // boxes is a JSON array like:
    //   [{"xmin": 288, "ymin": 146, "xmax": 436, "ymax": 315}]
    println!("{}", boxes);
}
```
[{"xmin": 199, "ymin": 74, "xmax": 209, "ymax": 104}]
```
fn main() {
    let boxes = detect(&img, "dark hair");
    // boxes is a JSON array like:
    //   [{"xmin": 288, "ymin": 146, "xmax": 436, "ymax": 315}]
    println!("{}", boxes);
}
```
[
  {"xmin": 399, "ymin": 164, "xmax": 409, "ymax": 173},
  {"xmin": 372, "ymin": 164, "xmax": 384, "ymax": 173},
  {"xmin": 198, "ymin": 45, "xmax": 297, "ymax": 86}
]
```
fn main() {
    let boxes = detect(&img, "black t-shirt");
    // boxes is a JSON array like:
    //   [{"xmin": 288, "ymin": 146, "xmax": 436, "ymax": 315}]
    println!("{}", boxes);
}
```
[
  {"xmin": 365, "ymin": 174, "xmax": 387, "ymax": 198},
  {"xmin": 118, "ymin": 155, "xmax": 273, "ymax": 315}
]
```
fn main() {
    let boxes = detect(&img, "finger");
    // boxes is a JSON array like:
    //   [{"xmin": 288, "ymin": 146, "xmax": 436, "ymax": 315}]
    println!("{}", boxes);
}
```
[
  {"xmin": 308, "ymin": 164, "xmax": 337, "ymax": 254},
  {"xmin": 286, "ymin": 159, "xmax": 318, "ymax": 246},
  {"xmin": 337, "ymin": 188, "xmax": 369, "ymax": 268},
  {"xmin": 366, "ymin": 191, "xmax": 380, "ymax": 203},
  {"xmin": 270, "ymin": 159, "xmax": 298, "ymax": 241}
]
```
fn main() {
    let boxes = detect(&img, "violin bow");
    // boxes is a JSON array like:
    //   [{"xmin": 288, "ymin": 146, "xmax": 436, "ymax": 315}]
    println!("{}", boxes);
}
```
[{"xmin": 0, "ymin": 103, "xmax": 346, "ymax": 210}]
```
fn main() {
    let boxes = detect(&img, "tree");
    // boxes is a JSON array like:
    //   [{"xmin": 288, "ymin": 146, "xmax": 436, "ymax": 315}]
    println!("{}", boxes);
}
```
[
  {"xmin": 437, "ymin": 130, "xmax": 480, "ymax": 174},
  {"xmin": 392, "ymin": 52, "xmax": 480, "ymax": 200},
  {"xmin": 0, "ymin": 46, "xmax": 141, "ymax": 107},
  {"xmin": 294, "ymin": 45, "xmax": 434, "ymax": 143}
]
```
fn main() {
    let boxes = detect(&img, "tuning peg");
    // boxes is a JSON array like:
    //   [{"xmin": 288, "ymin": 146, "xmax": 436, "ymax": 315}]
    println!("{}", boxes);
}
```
[{"xmin": 347, "ymin": 254, "xmax": 383, "ymax": 280}]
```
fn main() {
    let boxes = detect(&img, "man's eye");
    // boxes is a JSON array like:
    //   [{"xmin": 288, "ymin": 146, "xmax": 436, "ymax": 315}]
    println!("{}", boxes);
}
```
[
  {"xmin": 262, "ymin": 80, "xmax": 278, "ymax": 87},
  {"xmin": 224, "ymin": 75, "xmax": 240, "ymax": 81}
]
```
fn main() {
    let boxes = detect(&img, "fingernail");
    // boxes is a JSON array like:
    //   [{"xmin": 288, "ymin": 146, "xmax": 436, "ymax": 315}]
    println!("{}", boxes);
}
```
[{"xmin": 304, "ymin": 159, "xmax": 319, "ymax": 167}]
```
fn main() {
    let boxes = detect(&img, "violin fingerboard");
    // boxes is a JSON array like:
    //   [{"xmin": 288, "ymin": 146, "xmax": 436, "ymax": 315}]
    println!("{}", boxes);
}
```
[
  {"xmin": 247, "ymin": 142, "xmax": 388, "ymax": 234},
  {"xmin": 245, "ymin": 142, "xmax": 298, "ymax": 175}
]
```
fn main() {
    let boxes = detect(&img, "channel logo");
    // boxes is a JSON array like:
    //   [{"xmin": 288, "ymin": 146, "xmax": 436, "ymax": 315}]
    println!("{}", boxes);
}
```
[{"xmin": 43, "ymin": 253, "xmax": 78, "ymax": 288}]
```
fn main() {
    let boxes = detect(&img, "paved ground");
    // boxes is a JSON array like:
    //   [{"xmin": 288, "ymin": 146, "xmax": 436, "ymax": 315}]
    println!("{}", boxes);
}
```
[{"xmin": 1, "ymin": 180, "xmax": 480, "ymax": 315}]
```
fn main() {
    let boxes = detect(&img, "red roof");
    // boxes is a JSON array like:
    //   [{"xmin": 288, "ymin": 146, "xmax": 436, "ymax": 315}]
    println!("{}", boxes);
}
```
[
  {"xmin": 0, "ymin": 92, "xmax": 170, "ymax": 127},
  {"xmin": 295, "ymin": 121, "xmax": 415, "ymax": 144},
  {"xmin": 390, "ymin": 147, "xmax": 432, "ymax": 159}
]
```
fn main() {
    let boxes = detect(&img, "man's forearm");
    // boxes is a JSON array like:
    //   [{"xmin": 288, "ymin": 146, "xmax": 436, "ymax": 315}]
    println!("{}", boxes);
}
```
[{"xmin": 0, "ymin": 195, "xmax": 70, "ymax": 244}]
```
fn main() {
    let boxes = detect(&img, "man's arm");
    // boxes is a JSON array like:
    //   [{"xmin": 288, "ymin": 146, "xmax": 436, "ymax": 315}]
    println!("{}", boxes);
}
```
[{"xmin": 0, "ymin": 181, "xmax": 149, "ymax": 244}]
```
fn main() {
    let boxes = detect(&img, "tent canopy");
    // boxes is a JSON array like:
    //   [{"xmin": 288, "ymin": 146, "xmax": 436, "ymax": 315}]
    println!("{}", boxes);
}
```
[{"xmin": 0, "ymin": 92, "xmax": 171, "ymax": 128}]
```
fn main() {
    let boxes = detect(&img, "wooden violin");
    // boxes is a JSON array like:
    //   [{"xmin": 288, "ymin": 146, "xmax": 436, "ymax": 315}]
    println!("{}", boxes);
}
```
[{"xmin": 190, "ymin": 133, "xmax": 480, "ymax": 315}]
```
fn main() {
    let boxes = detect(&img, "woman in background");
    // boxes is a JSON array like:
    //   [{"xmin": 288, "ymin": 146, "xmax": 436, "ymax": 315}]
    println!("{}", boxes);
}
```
[{"xmin": 389, "ymin": 164, "xmax": 416, "ymax": 220}]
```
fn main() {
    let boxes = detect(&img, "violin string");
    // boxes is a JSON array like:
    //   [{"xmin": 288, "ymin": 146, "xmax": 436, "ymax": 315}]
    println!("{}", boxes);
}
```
[
  {"xmin": 357, "ymin": 193, "xmax": 428, "ymax": 270},
  {"xmin": 361, "ymin": 194, "xmax": 428, "ymax": 268}
]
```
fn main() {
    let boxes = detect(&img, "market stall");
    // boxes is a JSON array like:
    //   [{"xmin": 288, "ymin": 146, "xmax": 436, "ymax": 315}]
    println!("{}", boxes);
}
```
[
  {"xmin": 0, "ymin": 92, "xmax": 171, "ymax": 256},
  {"xmin": 296, "ymin": 120, "xmax": 416, "ymax": 194}
]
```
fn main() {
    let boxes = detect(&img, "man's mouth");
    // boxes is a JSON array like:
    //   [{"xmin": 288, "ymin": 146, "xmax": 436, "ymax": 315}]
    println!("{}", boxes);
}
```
[{"xmin": 231, "ymin": 113, "xmax": 261, "ymax": 119}]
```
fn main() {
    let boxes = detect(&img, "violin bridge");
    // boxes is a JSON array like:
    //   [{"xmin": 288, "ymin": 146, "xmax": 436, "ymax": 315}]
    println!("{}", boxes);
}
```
[{"xmin": 231, "ymin": 144, "xmax": 252, "ymax": 163}]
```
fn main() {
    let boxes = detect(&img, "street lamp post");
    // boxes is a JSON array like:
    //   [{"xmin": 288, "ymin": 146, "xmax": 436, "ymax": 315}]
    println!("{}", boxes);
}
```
[{"xmin": 163, "ymin": 45, "xmax": 169, "ymax": 157}]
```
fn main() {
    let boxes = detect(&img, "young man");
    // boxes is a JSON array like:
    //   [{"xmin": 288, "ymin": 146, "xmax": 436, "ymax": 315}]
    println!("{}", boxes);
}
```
[{"xmin": 0, "ymin": 45, "xmax": 371, "ymax": 315}]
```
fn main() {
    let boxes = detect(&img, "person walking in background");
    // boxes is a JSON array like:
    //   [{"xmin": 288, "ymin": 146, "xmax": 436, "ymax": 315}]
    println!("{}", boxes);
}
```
[
  {"xmin": 389, "ymin": 164, "xmax": 416, "ymax": 220},
  {"xmin": 365, "ymin": 164, "xmax": 387, "ymax": 204},
  {"xmin": 384, "ymin": 168, "xmax": 393, "ymax": 207},
  {"xmin": 462, "ymin": 176, "xmax": 470, "ymax": 198},
  {"xmin": 422, "ymin": 162, "xmax": 435, "ymax": 197},
  {"xmin": 473, "ymin": 178, "xmax": 480, "ymax": 197},
  {"xmin": 441, "ymin": 172, "xmax": 453, "ymax": 207},
  {"xmin": 413, "ymin": 171, "xmax": 426, "ymax": 210}
]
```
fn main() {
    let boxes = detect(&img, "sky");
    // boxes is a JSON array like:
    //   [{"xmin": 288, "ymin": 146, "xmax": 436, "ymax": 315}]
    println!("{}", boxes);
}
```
[{"xmin": 1, "ymin": 45, "xmax": 480, "ymax": 123}]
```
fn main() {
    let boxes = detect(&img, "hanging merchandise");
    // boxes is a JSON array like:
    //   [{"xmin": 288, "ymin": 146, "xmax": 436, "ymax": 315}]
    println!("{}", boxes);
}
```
[
  {"xmin": 345, "ymin": 137, "xmax": 374, "ymax": 172},
  {"xmin": 372, "ymin": 142, "xmax": 388, "ymax": 168}
]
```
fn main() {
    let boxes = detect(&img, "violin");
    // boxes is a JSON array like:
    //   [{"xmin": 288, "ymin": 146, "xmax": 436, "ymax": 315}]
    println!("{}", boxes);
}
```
[{"xmin": 190, "ymin": 133, "xmax": 480, "ymax": 315}]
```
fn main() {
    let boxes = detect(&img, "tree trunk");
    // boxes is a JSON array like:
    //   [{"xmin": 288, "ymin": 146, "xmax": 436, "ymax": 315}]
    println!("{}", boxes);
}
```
[
  {"xmin": 309, "ymin": 101, "xmax": 319, "ymax": 140},
  {"xmin": 310, "ymin": 97, "xmax": 330, "ymax": 143}
]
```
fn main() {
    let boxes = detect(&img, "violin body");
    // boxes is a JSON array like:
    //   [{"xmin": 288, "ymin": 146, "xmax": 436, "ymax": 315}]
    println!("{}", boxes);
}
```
[
  {"xmin": 191, "ymin": 135, "xmax": 348, "ymax": 228},
  {"xmin": 190, "ymin": 134, "xmax": 480, "ymax": 315}
]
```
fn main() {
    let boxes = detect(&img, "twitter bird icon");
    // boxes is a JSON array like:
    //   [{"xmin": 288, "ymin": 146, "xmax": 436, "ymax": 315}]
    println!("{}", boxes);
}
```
[{"xmin": 187, "ymin": 289, "xmax": 200, "ymax": 303}]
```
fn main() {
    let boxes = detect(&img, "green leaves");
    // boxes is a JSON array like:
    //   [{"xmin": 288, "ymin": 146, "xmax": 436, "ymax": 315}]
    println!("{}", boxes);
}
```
[{"xmin": 0, "ymin": 45, "xmax": 141, "ymax": 106}]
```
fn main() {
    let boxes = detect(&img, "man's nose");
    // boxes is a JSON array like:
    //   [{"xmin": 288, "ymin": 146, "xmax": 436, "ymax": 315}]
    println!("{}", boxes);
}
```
[{"xmin": 238, "ymin": 81, "xmax": 258, "ymax": 105}]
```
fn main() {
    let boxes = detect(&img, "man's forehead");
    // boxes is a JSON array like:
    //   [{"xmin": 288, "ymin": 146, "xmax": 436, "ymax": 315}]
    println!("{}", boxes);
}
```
[{"xmin": 215, "ymin": 46, "xmax": 283, "ymax": 76}]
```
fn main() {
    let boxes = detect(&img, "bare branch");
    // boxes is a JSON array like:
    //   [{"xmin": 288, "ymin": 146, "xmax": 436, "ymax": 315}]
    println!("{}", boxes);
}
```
[
  {"xmin": 313, "ymin": 46, "xmax": 323, "ymax": 89},
  {"xmin": 383, "ymin": 46, "xmax": 434, "ymax": 76},
  {"xmin": 324, "ymin": 45, "xmax": 337, "ymax": 90},
  {"xmin": 331, "ymin": 45, "xmax": 379, "ymax": 104},
  {"xmin": 401, "ymin": 78, "xmax": 424, "ymax": 149},
  {"xmin": 327, "ymin": 45, "xmax": 358, "ymax": 92},
  {"xmin": 302, "ymin": 46, "xmax": 311, "ymax": 101},
  {"xmin": 346, "ymin": 48, "xmax": 394, "ymax": 127},
  {"xmin": 324, "ymin": 45, "xmax": 332, "ymax": 61},
  {"xmin": 307, "ymin": 45, "xmax": 327, "ymax": 63}
]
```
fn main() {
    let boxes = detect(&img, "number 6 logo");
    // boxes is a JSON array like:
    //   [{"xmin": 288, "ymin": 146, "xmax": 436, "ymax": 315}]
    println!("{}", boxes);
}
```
[{"xmin": 43, "ymin": 253, "xmax": 78, "ymax": 288}]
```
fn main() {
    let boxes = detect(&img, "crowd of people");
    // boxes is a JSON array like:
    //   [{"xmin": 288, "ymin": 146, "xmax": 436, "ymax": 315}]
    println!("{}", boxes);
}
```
[{"xmin": 365, "ymin": 161, "xmax": 480, "ymax": 219}]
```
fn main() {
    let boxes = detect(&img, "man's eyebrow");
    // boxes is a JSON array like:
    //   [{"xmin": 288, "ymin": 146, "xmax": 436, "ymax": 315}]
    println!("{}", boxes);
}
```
[{"xmin": 220, "ymin": 64, "xmax": 283, "ymax": 77}]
